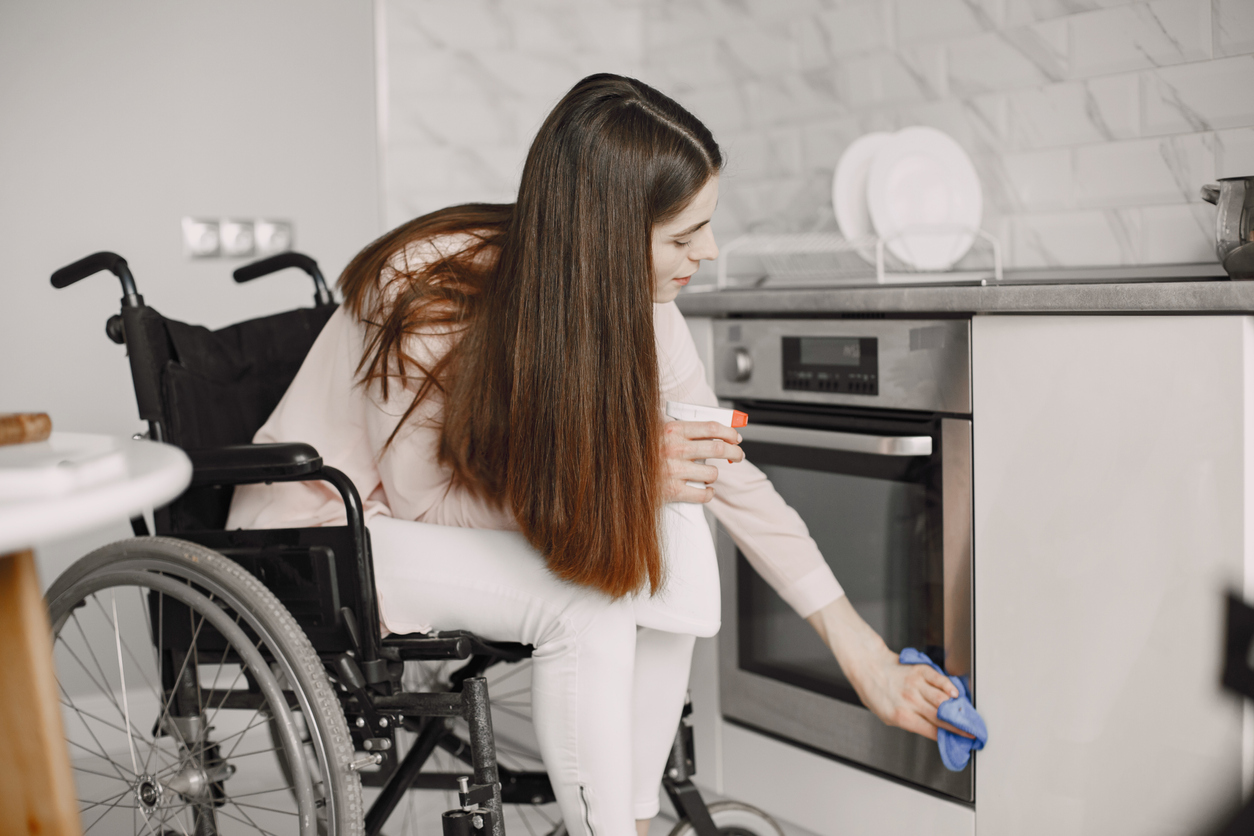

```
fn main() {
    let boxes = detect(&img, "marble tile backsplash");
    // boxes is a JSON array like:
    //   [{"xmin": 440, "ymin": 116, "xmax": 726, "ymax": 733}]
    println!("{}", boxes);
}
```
[
  {"xmin": 383, "ymin": 0, "xmax": 1254, "ymax": 269},
  {"xmin": 382, "ymin": 0, "xmax": 647, "ymax": 229}
]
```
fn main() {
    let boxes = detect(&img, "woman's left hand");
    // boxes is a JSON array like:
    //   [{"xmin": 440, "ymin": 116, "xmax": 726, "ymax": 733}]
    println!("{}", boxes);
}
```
[
  {"xmin": 660, "ymin": 419, "xmax": 744, "ymax": 504},
  {"xmin": 806, "ymin": 596, "xmax": 973, "ymax": 742}
]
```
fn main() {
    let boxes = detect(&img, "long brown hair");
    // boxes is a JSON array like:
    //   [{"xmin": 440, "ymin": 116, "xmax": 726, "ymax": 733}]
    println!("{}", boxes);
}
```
[{"xmin": 339, "ymin": 74, "xmax": 722, "ymax": 598}]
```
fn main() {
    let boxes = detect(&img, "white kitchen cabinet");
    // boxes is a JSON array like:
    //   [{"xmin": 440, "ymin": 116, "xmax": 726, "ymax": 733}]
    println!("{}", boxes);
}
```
[
  {"xmin": 685, "ymin": 311, "xmax": 1253, "ymax": 836},
  {"xmin": 972, "ymin": 315, "xmax": 1249, "ymax": 835}
]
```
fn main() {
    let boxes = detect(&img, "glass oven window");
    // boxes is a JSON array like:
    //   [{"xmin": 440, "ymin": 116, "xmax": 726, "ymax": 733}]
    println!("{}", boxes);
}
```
[{"xmin": 738, "ymin": 427, "xmax": 943, "ymax": 708}]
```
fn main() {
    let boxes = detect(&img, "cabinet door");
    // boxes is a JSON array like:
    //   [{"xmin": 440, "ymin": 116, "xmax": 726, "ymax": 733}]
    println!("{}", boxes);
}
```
[{"xmin": 973, "ymin": 315, "xmax": 1250, "ymax": 835}]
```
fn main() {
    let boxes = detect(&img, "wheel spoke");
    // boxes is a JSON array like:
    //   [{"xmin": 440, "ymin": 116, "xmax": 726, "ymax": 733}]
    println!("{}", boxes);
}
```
[
  {"xmin": 68, "ymin": 610, "xmax": 128, "ymax": 720},
  {"xmin": 72, "ymin": 762, "xmax": 136, "ymax": 782},
  {"xmin": 156, "ymin": 593, "xmax": 211, "ymax": 724},
  {"xmin": 228, "ymin": 799, "xmax": 299, "ymax": 816},
  {"xmin": 489, "ymin": 686, "xmax": 530, "ymax": 701},
  {"xmin": 60, "ymin": 692, "xmax": 152, "ymax": 747},
  {"xmin": 210, "ymin": 709, "xmax": 274, "ymax": 757},
  {"xmin": 58, "ymin": 674, "xmax": 161, "ymax": 771},
  {"xmin": 76, "ymin": 786, "xmax": 132, "ymax": 812},
  {"xmin": 221, "ymin": 745, "xmax": 283, "ymax": 759},
  {"xmin": 203, "ymin": 626, "xmax": 257, "ymax": 734},
  {"xmin": 65, "ymin": 720, "xmax": 136, "ymax": 784},
  {"xmin": 57, "ymin": 632, "xmax": 127, "ymax": 724},
  {"xmin": 221, "ymin": 783, "xmax": 297, "ymax": 801},
  {"xmin": 490, "ymin": 703, "xmax": 533, "ymax": 722},
  {"xmin": 201, "ymin": 626, "xmax": 246, "ymax": 734},
  {"xmin": 488, "ymin": 661, "xmax": 531, "ymax": 687},
  {"xmin": 81, "ymin": 787, "xmax": 136, "ymax": 834},
  {"xmin": 156, "ymin": 803, "xmax": 194, "ymax": 836},
  {"xmin": 215, "ymin": 801, "xmax": 283, "ymax": 836},
  {"xmin": 90, "ymin": 592, "xmax": 162, "ymax": 702}
]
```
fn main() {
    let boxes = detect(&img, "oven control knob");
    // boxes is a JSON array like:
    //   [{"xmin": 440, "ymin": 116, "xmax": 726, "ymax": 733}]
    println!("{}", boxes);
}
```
[{"xmin": 724, "ymin": 347, "xmax": 753, "ymax": 383}]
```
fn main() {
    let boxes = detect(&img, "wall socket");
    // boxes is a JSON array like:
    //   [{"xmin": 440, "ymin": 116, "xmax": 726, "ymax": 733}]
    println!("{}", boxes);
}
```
[{"xmin": 182, "ymin": 217, "xmax": 294, "ymax": 259}]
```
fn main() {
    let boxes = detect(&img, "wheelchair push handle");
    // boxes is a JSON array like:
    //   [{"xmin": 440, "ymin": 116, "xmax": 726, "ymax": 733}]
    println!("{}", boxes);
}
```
[
  {"xmin": 234, "ymin": 251, "xmax": 333, "ymax": 307},
  {"xmin": 50, "ymin": 251, "xmax": 143, "ymax": 307}
]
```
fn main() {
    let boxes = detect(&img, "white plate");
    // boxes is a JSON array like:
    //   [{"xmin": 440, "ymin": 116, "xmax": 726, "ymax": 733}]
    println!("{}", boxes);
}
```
[
  {"xmin": 866, "ymin": 126, "xmax": 982, "ymax": 271},
  {"xmin": 832, "ymin": 132, "xmax": 892, "ymax": 264}
]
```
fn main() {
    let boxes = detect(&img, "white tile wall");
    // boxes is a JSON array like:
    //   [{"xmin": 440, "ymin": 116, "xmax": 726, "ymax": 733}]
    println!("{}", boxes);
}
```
[
  {"xmin": 1141, "ymin": 55, "xmax": 1254, "ymax": 135},
  {"xmin": 382, "ymin": 0, "xmax": 646, "ymax": 228},
  {"xmin": 382, "ymin": 0, "xmax": 1254, "ymax": 268},
  {"xmin": 895, "ymin": 0, "xmax": 995, "ymax": 44},
  {"xmin": 1213, "ymin": 0, "xmax": 1254, "ymax": 56},
  {"xmin": 947, "ymin": 30, "xmax": 1058, "ymax": 95},
  {"xmin": 1217, "ymin": 126, "xmax": 1254, "ymax": 178},
  {"xmin": 812, "ymin": 2, "xmax": 892, "ymax": 58},
  {"xmin": 1068, "ymin": 0, "xmax": 1213, "ymax": 77},
  {"xmin": 1073, "ymin": 133, "xmax": 1216, "ymax": 207}
]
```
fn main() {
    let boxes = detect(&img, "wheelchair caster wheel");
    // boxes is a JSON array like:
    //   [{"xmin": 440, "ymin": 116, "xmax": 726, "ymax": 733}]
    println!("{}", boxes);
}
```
[{"xmin": 667, "ymin": 801, "xmax": 785, "ymax": 836}]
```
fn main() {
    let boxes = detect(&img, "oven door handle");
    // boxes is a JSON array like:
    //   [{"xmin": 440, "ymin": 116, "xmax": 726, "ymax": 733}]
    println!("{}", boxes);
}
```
[{"xmin": 738, "ymin": 424, "xmax": 933, "ymax": 456}]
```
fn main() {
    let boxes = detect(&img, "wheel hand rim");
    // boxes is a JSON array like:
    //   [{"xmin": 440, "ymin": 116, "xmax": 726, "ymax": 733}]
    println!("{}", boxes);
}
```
[{"xmin": 111, "ymin": 593, "xmax": 141, "ymax": 778}]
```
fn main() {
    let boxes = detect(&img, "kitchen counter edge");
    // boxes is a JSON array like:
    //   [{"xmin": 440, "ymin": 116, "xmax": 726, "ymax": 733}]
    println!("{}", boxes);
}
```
[{"xmin": 675, "ymin": 278, "xmax": 1254, "ymax": 317}]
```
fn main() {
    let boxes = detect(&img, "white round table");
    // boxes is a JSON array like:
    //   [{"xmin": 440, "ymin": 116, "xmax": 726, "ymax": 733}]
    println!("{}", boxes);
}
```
[
  {"xmin": 0, "ymin": 432, "xmax": 190, "ymax": 835},
  {"xmin": 0, "ymin": 431, "xmax": 192, "ymax": 553}
]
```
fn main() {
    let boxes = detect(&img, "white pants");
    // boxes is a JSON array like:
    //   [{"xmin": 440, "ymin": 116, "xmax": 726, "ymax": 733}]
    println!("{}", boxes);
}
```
[{"xmin": 369, "ymin": 502, "xmax": 720, "ymax": 836}]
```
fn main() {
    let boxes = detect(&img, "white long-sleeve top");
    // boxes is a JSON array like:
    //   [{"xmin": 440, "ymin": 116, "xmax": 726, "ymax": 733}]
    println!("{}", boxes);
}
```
[{"xmin": 227, "ymin": 258, "xmax": 844, "ymax": 617}]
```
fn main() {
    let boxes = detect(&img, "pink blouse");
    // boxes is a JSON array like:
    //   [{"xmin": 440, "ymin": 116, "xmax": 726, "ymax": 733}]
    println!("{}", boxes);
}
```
[{"xmin": 227, "ymin": 260, "xmax": 844, "ymax": 618}]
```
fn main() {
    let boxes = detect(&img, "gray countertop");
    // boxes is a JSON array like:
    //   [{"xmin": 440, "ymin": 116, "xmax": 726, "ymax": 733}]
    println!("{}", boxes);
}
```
[{"xmin": 675, "ymin": 264, "xmax": 1254, "ymax": 317}]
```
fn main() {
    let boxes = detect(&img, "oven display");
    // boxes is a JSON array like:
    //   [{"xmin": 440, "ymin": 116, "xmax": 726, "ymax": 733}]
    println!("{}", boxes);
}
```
[
  {"xmin": 800, "ymin": 337, "xmax": 861, "ymax": 365},
  {"xmin": 783, "ymin": 336, "xmax": 878, "ymax": 395}
]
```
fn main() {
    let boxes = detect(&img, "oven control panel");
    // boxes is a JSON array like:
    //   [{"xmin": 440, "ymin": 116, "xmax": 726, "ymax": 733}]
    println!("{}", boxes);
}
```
[
  {"xmin": 713, "ymin": 318, "xmax": 971, "ymax": 414},
  {"xmin": 781, "ymin": 336, "xmax": 878, "ymax": 395}
]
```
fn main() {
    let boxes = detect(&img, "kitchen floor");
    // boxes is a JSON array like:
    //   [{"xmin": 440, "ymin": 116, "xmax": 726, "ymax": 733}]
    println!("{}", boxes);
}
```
[{"xmin": 361, "ymin": 784, "xmax": 678, "ymax": 836}]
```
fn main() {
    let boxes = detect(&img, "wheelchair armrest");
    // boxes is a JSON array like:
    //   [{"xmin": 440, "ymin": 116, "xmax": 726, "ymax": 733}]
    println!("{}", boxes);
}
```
[{"xmin": 187, "ymin": 443, "xmax": 322, "ymax": 484}]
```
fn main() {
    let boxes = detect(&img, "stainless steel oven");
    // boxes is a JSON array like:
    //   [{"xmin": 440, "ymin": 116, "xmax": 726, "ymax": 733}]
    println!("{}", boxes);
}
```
[{"xmin": 714, "ymin": 317, "xmax": 974, "ymax": 801}]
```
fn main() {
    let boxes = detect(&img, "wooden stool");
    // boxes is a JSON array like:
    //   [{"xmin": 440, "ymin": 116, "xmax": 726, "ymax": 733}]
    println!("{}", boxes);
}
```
[{"xmin": 0, "ymin": 413, "xmax": 80, "ymax": 835}]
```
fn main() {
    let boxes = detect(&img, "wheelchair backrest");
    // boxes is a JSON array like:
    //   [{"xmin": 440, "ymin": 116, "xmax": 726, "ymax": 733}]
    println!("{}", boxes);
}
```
[{"xmin": 123, "ymin": 303, "xmax": 337, "ymax": 530}]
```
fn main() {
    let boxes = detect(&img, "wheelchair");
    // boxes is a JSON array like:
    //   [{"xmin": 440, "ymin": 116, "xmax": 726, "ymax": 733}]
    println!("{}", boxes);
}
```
[{"xmin": 46, "ymin": 250, "xmax": 784, "ymax": 836}]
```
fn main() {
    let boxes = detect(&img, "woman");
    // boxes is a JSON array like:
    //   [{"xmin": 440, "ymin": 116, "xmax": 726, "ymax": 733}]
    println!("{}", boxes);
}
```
[{"xmin": 228, "ymin": 74, "xmax": 961, "ymax": 836}]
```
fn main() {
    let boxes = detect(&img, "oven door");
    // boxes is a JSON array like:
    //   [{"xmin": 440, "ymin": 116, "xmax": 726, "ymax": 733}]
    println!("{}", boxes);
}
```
[{"xmin": 718, "ymin": 402, "xmax": 974, "ymax": 801}]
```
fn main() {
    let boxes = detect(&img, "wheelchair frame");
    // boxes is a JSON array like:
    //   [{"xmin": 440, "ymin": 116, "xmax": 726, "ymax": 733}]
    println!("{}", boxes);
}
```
[{"xmin": 50, "ymin": 250, "xmax": 730, "ymax": 836}]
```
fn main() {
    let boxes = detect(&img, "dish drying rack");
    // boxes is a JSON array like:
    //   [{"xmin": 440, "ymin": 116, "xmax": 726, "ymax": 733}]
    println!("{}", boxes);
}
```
[{"xmin": 706, "ymin": 227, "xmax": 1003, "ymax": 291}]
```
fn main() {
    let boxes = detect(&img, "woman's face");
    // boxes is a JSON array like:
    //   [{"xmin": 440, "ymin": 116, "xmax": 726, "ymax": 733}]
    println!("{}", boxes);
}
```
[{"xmin": 651, "ymin": 175, "xmax": 720, "ymax": 304}]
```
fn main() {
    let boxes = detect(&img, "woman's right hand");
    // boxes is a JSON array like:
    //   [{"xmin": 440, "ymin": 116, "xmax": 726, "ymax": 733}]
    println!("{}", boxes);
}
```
[
  {"xmin": 660, "ymin": 419, "xmax": 744, "ymax": 503},
  {"xmin": 807, "ymin": 596, "xmax": 970, "ymax": 742}
]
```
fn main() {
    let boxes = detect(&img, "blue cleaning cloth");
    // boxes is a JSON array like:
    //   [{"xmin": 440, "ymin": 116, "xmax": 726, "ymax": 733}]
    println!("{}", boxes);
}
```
[{"xmin": 899, "ymin": 648, "xmax": 987, "ymax": 771}]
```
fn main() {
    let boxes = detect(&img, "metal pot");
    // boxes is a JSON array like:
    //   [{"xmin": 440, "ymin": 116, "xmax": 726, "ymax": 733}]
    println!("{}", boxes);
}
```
[{"xmin": 1201, "ymin": 176, "xmax": 1254, "ymax": 279}]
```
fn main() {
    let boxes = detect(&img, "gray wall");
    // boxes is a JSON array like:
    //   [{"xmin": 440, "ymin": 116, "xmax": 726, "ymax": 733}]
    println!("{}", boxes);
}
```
[{"xmin": 0, "ymin": 1, "xmax": 381, "ymax": 581}]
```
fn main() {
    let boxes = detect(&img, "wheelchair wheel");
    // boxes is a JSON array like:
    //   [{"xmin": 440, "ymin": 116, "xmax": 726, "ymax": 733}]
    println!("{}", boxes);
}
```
[
  {"xmin": 667, "ymin": 802, "xmax": 784, "ymax": 836},
  {"xmin": 46, "ymin": 537, "xmax": 363, "ymax": 835}
]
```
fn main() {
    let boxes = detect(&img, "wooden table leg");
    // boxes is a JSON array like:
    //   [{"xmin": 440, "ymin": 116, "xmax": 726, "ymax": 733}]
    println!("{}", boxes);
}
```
[{"xmin": 0, "ymin": 550, "xmax": 82, "ymax": 836}]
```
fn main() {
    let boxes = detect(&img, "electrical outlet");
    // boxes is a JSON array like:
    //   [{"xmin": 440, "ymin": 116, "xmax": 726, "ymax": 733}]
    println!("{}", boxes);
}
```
[
  {"xmin": 182, "ymin": 218, "xmax": 220, "ymax": 258},
  {"xmin": 220, "ymin": 219, "xmax": 255, "ymax": 258},
  {"xmin": 255, "ymin": 219, "xmax": 293, "ymax": 256}
]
